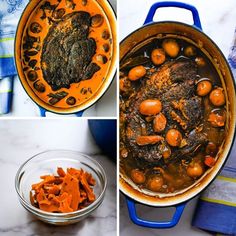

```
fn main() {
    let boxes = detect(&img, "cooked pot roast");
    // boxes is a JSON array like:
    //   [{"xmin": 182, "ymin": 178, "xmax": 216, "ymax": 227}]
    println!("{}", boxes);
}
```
[
  {"xmin": 41, "ymin": 11, "xmax": 101, "ymax": 91},
  {"xmin": 120, "ymin": 38, "xmax": 226, "ymax": 193},
  {"xmin": 125, "ymin": 59, "xmax": 207, "ymax": 163}
]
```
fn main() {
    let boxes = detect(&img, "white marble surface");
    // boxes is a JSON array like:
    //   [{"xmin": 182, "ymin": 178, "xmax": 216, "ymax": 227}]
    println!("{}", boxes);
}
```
[
  {"xmin": 0, "ymin": 119, "xmax": 116, "ymax": 235},
  {"xmin": 2, "ymin": 0, "xmax": 117, "ymax": 118},
  {"xmin": 119, "ymin": 0, "xmax": 236, "ymax": 235}
]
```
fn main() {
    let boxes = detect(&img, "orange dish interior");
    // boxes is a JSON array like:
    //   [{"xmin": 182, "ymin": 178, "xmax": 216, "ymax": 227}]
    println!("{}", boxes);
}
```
[{"xmin": 21, "ymin": 0, "xmax": 113, "ymax": 109}]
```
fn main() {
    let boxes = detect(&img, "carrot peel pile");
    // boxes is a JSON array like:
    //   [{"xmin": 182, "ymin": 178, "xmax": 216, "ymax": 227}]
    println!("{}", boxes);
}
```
[{"xmin": 30, "ymin": 167, "xmax": 96, "ymax": 213}]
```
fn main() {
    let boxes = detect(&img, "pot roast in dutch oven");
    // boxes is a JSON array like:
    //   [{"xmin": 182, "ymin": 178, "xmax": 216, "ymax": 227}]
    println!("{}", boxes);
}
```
[{"xmin": 120, "ymin": 37, "xmax": 228, "ymax": 194}]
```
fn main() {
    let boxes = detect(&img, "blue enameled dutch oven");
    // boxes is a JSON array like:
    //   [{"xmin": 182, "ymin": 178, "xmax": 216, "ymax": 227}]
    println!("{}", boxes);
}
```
[
  {"xmin": 15, "ymin": 0, "xmax": 117, "ymax": 117},
  {"xmin": 89, "ymin": 119, "xmax": 117, "ymax": 160},
  {"xmin": 119, "ymin": 1, "xmax": 236, "ymax": 229}
]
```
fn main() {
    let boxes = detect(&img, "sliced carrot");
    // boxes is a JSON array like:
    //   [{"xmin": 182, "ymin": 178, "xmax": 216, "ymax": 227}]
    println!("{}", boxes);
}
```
[
  {"xmin": 39, "ymin": 199, "xmax": 51, "ymax": 205},
  {"xmin": 58, "ymin": 193, "xmax": 73, "ymax": 213},
  {"xmin": 80, "ymin": 172, "xmax": 96, "ymax": 202},
  {"xmin": 40, "ymin": 175, "xmax": 51, "ymax": 180},
  {"xmin": 57, "ymin": 167, "xmax": 66, "ymax": 177},
  {"xmin": 204, "ymin": 156, "xmax": 216, "ymax": 167},
  {"xmin": 39, "ymin": 201, "xmax": 59, "ymax": 213},
  {"xmin": 30, "ymin": 167, "xmax": 96, "ymax": 213},
  {"xmin": 32, "ymin": 175, "xmax": 57, "ymax": 192},
  {"xmin": 48, "ymin": 194, "xmax": 60, "ymax": 204},
  {"xmin": 59, "ymin": 198, "xmax": 73, "ymax": 213},
  {"xmin": 47, "ymin": 185, "xmax": 61, "ymax": 195},
  {"xmin": 208, "ymin": 112, "xmax": 225, "ymax": 127},
  {"xmin": 67, "ymin": 167, "xmax": 82, "ymax": 179},
  {"xmin": 79, "ymin": 189, "xmax": 88, "ymax": 203},
  {"xmin": 85, "ymin": 172, "xmax": 96, "ymax": 186},
  {"xmin": 36, "ymin": 188, "xmax": 47, "ymax": 202},
  {"xmin": 61, "ymin": 173, "xmax": 80, "ymax": 211}
]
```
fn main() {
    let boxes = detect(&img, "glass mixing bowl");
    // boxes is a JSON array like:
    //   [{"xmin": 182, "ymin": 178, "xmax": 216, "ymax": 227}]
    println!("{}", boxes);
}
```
[{"xmin": 15, "ymin": 150, "xmax": 107, "ymax": 225}]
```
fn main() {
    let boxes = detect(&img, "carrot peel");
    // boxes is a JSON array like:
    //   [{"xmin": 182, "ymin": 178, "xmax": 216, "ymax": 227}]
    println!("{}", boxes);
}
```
[{"xmin": 30, "ymin": 167, "xmax": 96, "ymax": 213}]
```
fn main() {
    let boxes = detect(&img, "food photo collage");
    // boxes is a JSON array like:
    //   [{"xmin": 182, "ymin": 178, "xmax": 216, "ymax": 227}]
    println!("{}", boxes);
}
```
[{"xmin": 0, "ymin": 0, "xmax": 236, "ymax": 235}]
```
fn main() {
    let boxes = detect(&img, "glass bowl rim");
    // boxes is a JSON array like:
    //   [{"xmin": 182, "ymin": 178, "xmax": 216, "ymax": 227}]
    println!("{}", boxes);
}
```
[{"xmin": 15, "ymin": 149, "xmax": 107, "ymax": 217}]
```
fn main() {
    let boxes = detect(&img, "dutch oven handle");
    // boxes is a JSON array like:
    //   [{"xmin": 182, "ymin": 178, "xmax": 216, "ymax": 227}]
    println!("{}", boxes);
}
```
[
  {"xmin": 144, "ymin": 1, "xmax": 202, "ymax": 30},
  {"xmin": 125, "ymin": 1, "xmax": 200, "ymax": 228},
  {"xmin": 39, "ymin": 106, "xmax": 84, "ymax": 117},
  {"xmin": 126, "ymin": 197, "xmax": 186, "ymax": 228}
]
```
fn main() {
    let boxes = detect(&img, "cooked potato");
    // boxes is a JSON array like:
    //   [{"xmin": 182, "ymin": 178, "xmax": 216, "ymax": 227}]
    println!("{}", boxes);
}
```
[
  {"xmin": 187, "ymin": 162, "xmax": 204, "ymax": 178},
  {"xmin": 197, "ymin": 80, "xmax": 212, "ymax": 96},
  {"xmin": 33, "ymin": 81, "xmax": 45, "ymax": 93},
  {"xmin": 91, "ymin": 14, "xmax": 104, "ymax": 27},
  {"xmin": 120, "ymin": 148, "xmax": 128, "ymax": 158},
  {"xmin": 151, "ymin": 48, "xmax": 166, "ymax": 65},
  {"xmin": 128, "ymin": 66, "xmax": 146, "ymax": 81},
  {"xmin": 52, "ymin": 8, "xmax": 66, "ymax": 19},
  {"xmin": 208, "ymin": 110, "xmax": 226, "ymax": 127},
  {"xmin": 166, "ymin": 129, "xmax": 182, "ymax": 147},
  {"xmin": 147, "ymin": 176, "xmax": 164, "ymax": 192},
  {"xmin": 184, "ymin": 45, "xmax": 197, "ymax": 57},
  {"xmin": 66, "ymin": 96, "xmax": 76, "ymax": 105},
  {"xmin": 162, "ymin": 39, "xmax": 180, "ymax": 58},
  {"xmin": 139, "ymin": 99, "xmax": 162, "ymax": 116},
  {"xmin": 209, "ymin": 88, "xmax": 225, "ymax": 106},
  {"xmin": 102, "ymin": 29, "xmax": 110, "ymax": 40},
  {"xmin": 153, "ymin": 113, "xmax": 167, "ymax": 133},
  {"xmin": 130, "ymin": 169, "xmax": 146, "ymax": 184},
  {"xmin": 195, "ymin": 57, "xmax": 206, "ymax": 67},
  {"xmin": 27, "ymin": 70, "xmax": 38, "ymax": 81},
  {"xmin": 159, "ymin": 144, "xmax": 171, "ymax": 159}
]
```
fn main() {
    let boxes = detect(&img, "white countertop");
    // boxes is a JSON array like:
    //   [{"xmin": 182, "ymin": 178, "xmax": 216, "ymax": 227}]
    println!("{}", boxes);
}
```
[
  {"xmin": 0, "ymin": 119, "xmax": 116, "ymax": 235},
  {"xmin": 119, "ymin": 0, "xmax": 236, "ymax": 235},
  {"xmin": 2, "ymin": 0, "xmax": 117, "ymax": 118}
]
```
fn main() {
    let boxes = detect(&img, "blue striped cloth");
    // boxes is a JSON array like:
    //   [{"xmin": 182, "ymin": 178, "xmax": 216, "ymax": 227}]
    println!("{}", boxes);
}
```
[
  {"xmin": 192, "ymin": 30, "xmax": 236, "ymax": 235},
  {"xmin": 0, "ymin": 0, "xmax": 27, "ymax": 114}
]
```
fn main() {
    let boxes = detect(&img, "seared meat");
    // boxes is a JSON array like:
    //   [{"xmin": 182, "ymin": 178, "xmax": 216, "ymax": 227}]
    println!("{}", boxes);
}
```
[
  {"xmin": 172, "ymin": 129, "xmax": 207, "ymax": 160},
  {"xmin": 124, "ymin": 58, "xmax": 206, "ymax": 163},
  {"xmin": 41, "ymin": 11, "xmax": 100, "ymax": 91},
  {"xmin": 165, "ymin": 96, "xmax": 203, "ymax": 131}
]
